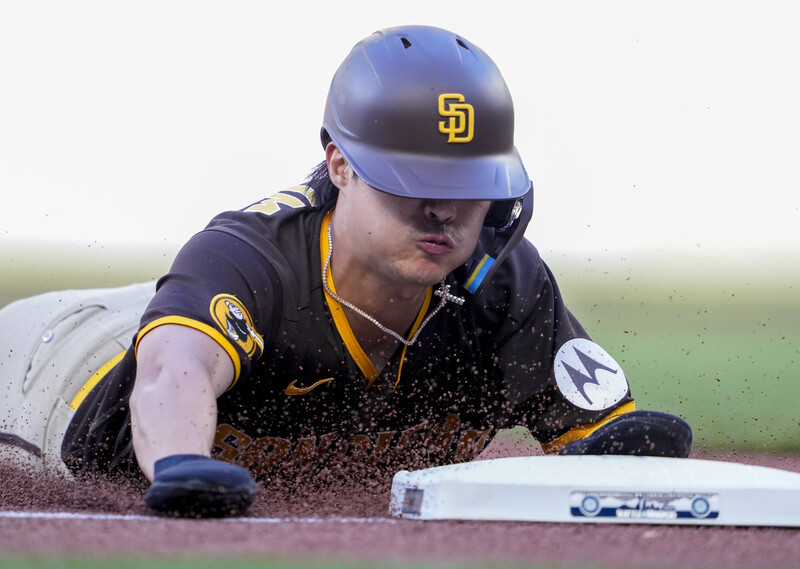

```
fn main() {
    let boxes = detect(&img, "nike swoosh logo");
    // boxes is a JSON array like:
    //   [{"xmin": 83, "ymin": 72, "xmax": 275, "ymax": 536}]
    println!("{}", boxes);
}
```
[{"xmin": 284, "ymin": 377, "xmax": 335, "ymax": 396}]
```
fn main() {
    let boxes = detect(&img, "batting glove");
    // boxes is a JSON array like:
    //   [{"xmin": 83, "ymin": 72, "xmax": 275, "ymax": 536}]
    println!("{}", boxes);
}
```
[
  {"xmin": 143, "ymin": 454, "xmax": 258, "ymax": 518},
  {"xmin": 558, "ymin": 410, "xmax": 692, "ymax": 458}
]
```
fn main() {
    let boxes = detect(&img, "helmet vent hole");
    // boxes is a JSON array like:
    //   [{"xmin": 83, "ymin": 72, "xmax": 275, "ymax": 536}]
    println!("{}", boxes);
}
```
[
  {"xmin": 400, "ymin": 37, "xmax": 412, "ymax": 49},
  {"xmin": 456, "ymin": 38, "xmax": 470, "ymax": 50}
]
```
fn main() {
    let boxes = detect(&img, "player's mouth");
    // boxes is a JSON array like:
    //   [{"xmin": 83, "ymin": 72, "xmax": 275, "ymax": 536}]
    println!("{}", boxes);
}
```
[{"xmin": 417, "ymin": 234, "xmax": 456, "ymax": 255}]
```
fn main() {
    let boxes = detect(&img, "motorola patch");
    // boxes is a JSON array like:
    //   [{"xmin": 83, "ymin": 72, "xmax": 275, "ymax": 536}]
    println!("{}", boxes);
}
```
[{"xmin": 554, "ymin": 338, "xmax": 628, "ymax": 411}]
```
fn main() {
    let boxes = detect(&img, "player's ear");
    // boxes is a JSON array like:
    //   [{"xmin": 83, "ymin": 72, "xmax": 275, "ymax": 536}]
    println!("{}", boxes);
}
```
[{"xmin": 325, "ymin": 143, "xmax": 354, "ymax": 190}]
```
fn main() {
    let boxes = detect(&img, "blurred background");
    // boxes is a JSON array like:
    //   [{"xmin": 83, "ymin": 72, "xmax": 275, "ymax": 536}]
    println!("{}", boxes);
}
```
[{"xmin": 1, "ymin": 1, "xmax": 798, "ymax": 452}]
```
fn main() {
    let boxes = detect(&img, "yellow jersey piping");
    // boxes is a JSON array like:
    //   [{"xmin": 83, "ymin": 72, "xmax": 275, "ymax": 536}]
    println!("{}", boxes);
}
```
[
  {"xmin": 135, "ymin": 315, "xmax": 242, "ymax": 389},
  {"xmin": 540, "ymin": 400, "xmax": 637, "ymax": 454},
  {"xmin": 320, "ymin": 210, "xmax": 432, "ymax": 389}
]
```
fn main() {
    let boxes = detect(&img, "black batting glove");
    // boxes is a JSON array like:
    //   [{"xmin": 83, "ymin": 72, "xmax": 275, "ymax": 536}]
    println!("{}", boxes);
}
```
[
  {"xmin": 143, "ymin": 454, "xmax": 258, "ymax": 518},
  {"xmin": 558, "ymin": 410, "xmax": 693, "ymax": 458}
]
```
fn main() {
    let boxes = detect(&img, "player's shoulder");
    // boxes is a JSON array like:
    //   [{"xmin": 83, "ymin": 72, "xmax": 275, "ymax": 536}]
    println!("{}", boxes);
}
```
[
  {"xmin": 504, "ymin": 236, "xmax": 543, "ymax": 267},
  {"xmin": 210, "ymin": 185, "xmax": 319, "ymax": 227},
  {"xmin": 201, "ymin": 185, "xmax": 325, "ymax": 250},
  {"xmin": 239, "ymin": 185, "xmax": 320, "ymax": 218},
  {"xmin": 478, "ymin": 235, "xmax": 546, "ymax": 289},
  {"xmin": 463, "ymin": 235, "xmax": 552, "ymax": 311}
]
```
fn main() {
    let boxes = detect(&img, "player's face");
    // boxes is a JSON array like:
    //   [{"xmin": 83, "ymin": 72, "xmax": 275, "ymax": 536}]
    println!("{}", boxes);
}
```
[{"xmin": 335, "ymin": 174, "xmax": 490, "ymax": 289}]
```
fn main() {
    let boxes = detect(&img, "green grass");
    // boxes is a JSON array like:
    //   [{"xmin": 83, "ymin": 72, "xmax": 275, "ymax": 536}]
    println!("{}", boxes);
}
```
[
  {"xmin": 2, "ymin": 240, "xmax": 798, "ymax": 453},
  {"xmin": 576, "ymin": 299, "xmax": 797, "ymax": 451},
  {"xmin": 0, "ymin": 240, "xmax": 176, "ymax": 305},
  {"xmin": 553, "ymin": 254, "xmax": 799, "ymax": 453}
]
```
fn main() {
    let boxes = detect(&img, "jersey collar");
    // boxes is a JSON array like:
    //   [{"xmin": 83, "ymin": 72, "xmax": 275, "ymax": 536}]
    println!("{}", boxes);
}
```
[{"xmin": 319, "ymin": 209, "xmax": 432, "ymax": 388}]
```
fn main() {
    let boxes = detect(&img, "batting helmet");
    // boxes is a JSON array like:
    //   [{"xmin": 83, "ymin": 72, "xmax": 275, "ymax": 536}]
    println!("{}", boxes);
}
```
[{"xmin": 321, "ymin": 25, "xmax": 534, "ymax": 293}]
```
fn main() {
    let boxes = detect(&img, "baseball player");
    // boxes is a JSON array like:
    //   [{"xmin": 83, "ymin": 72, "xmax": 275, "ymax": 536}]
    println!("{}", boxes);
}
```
[{"xmin": 0, "ymin": 25, "xmax": 692, "ymax": 518}]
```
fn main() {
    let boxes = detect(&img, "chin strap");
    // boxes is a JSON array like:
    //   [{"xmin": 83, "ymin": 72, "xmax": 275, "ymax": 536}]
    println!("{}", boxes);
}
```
[{"xmin": 464, "ymin": 188, "xmax": 534, "ymax": 295}]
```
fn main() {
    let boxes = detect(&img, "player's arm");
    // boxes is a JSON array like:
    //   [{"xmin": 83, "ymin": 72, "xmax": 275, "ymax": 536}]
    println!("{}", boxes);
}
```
[
  {"xmin": 544, "ymin": 407, "xmax": 693, "ymax": 458},
  {"xmin": 130, "ymin": 323, "xmax": 233, "ymax": 480},
  {"xmin": 500, "ymin": 253, "xmax": 692, "ymax": 458},
  {"xmin": 130, "ymin": 324, "xmax": 257, "ymax": 517}
]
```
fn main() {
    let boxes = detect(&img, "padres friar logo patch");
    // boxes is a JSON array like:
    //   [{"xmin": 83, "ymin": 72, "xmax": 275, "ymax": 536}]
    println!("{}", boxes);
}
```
[{"xmin": 209, "ymin": 294, "xmax": 264, "ymax": 358}]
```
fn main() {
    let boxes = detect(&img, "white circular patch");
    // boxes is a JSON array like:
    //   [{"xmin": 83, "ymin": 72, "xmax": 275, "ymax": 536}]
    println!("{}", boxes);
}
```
[
  {"xmin": 579, "ymin": 494, "xmax": 601, "ymax": 517},
  {"xmin": 554, "ymin": 338, "xmax": 628, "ymax": 411},
  {"xmin": 690, "ymin": 496, "xmax": 712, "ymax": 518}
]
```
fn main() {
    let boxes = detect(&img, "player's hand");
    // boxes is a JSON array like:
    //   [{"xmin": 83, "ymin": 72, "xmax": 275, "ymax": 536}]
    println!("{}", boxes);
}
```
[
  {"xmin": 558, "ymin": 410, "xmax": 692, "ymax": 458},
  {"xmin": 143, "ymin": 454, "xmax": 258, "ymax": 518}
]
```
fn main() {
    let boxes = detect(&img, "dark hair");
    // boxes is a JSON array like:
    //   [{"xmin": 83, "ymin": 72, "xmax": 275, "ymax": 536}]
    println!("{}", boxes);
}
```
[
  {"xmin": 304, "ymin": 159, "xmax": 359, "ymax": 210},
  {"xmin": 305, "ymin": 161, "xmax": 339, "ymax": 209}
]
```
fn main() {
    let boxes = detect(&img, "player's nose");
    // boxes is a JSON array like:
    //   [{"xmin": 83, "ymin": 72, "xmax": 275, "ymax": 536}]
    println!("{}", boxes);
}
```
[{"xmin": 423, "ymin": 200, "xmax": 457, "ymax": 224}]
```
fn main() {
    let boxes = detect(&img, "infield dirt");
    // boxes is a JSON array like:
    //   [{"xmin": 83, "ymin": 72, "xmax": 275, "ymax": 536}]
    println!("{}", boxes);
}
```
[{"xmin": 1, "ymin": 449, "xmax": 799, "ymax": 569}]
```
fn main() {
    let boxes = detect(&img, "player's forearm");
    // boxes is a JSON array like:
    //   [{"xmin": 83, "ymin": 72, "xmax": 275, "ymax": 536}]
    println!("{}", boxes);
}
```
[
  {"xmin": 130, "ymin": 325, "xmax": 235, "ymax": 481},
  {"xmin": 130, "ymin": 369, "xmax": 219, "ymax": 480}
]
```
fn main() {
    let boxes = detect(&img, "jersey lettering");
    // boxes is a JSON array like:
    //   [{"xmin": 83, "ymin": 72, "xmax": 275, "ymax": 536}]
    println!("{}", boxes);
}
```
[
  {"xmin": 212, "ymin": 415, "xmax": 493, "ymax": 476},
  {"xmin": 245, "ymin": 186, "xmax": 317, "ymax": 215},
  {"xmin": 214, "ymin": 424, "xmax": 254, "ymax": 462}
]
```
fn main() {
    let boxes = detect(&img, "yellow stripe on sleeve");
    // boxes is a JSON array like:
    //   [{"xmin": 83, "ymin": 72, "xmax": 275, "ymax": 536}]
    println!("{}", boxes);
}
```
[
  {"xmin": 540, "ymin": 400, "xmax": 637, "ymax": 454},
  {"xmin": 135, "ymin": 315, "xmax": 243, "ymax": 389}
]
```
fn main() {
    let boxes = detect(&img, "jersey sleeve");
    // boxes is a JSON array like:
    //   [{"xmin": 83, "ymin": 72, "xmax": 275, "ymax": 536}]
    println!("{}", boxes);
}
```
[
  {"xmin": 485, "ymin": 240, "xmax": 635, "ymax": 449},
  {"xmin": 137, "ymin": 223, "xmax": 284, "ymax": 386}
]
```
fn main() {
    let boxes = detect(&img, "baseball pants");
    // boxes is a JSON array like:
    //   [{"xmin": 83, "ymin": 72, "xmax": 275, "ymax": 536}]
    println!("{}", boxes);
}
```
[{"xmin": 0, "ymin": 282, "xmax": 155, "ymax": 476}]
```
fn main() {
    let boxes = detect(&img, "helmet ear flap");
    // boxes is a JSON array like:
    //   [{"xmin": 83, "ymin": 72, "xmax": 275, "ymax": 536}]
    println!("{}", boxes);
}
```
[
  {"xmin": 484, "ymin": 199, "xmax": 520, "ymax": 229},
  {"xmin": 484, "ymin": 183, "xmax": 533, "ymax": 229},
  {"xmin": 320, "ymin": 127, "xmax": 332, "ymax": 149},
  {"xmin": 465, "ymin": 187, "xmax": 533, "ymax": 295}
]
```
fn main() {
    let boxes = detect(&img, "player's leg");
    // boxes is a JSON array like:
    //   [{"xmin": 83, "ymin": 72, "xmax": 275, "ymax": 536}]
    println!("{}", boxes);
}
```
[{"xmin": 0, "ymin": 282, "xmax": 156, "ymax": 476}]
